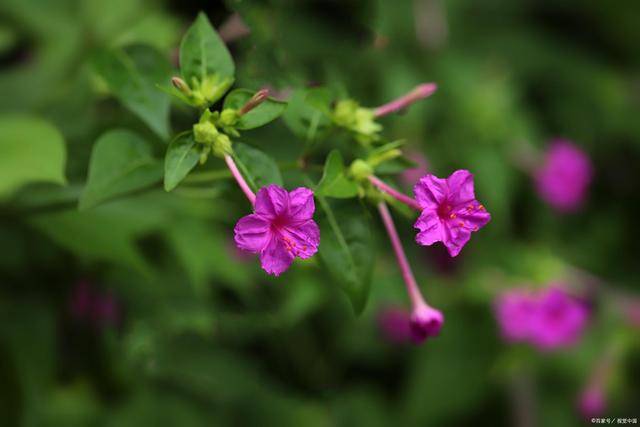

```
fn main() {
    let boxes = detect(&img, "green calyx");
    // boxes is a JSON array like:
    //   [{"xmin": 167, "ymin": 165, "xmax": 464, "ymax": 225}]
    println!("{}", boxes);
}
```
[
  {"xmin": 332, "ymin": 99, "xmax": 382, "ymax": 144},
  {"xmin": 349, "ymin": 159, "xmax": 374, "ymax": 182},
  {"xmin": 188, "ymin": 74, "xmax": 234, "ymax": 107},
  {"xmin": 193, "ymin": 110, "xmax": 233, "ymax": 160}
]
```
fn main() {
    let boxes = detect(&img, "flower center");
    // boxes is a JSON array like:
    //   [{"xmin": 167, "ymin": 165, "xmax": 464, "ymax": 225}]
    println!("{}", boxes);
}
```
[{"xmin": 437, "ymin": 202, "xmax": 452, "ymax": 219}]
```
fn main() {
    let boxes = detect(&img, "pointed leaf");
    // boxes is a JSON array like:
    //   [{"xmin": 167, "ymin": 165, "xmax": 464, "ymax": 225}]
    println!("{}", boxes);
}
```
[
  {"xmin": 80, "ymin": 129, "xmax": 162, "ymax": 210},
  {"xmin": 224, "ymin": 89, "xmax": 287, "ymax": 130},
  {"xmin": 92, "ymin": 45, "xmax": 172, "ymax": 139},
  {"xmin": 316, "ymin": 150, "xmax": 359, "ymax": 198},
  {"xmin": 316, "ymin": 197, "xmax": 374, "ymax": 314},
  {"xmin": 0, "ymin": 114, "xmax": 66, "ymax": 198},
  {"xmin": 180, "ymin": 12, "xmax": 234, "ymax": 84},
  {"xmin": 164, "ymin": 133, "xmax": 200, "ymax": 191}
]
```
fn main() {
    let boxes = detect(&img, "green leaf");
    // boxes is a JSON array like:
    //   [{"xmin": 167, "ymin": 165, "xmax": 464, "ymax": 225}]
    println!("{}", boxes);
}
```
[
  {"xmin": 233, "ymin": 143, "xmax": 283, "ymax": 191},
  {"xmin": 282, "ymin": 88, "xmax": 332, "ymax": 141},
  {"xmin": 0, "ymin": 114, "xmax": 66, "ymax": 198},
  {"xmin": 316, "ymin": 197, "xmax": 374, "ymax": 314},
  {"xmin": 317, "ymin": 150, "xmax": 359, "ymax": 198},
  {"xmin": 223, "ymin": 89, "xmax": 287, "ymax": 130},
  {"xmin": 179, "ymin": 12, "xmax": 234, "ymax": 84},
  {"xmin": 164, "ymin": 133, "xmax": 200, "ymax": 191},
  {"xmin": 80, "ymin": 129, "xmax": 162, "ymax": 210},
  {"xmin": 92, "ymin": 45, "xmax": 172, "ymax": 139}
]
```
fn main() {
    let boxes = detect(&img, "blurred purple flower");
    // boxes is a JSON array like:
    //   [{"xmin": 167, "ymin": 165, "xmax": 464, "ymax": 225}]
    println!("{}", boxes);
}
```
[
  {"xmin": 69, "ymin": 281, "xmax": 121, "ymax": 330},
  {"xmin": 399, "ymin": 149, "xmax": 429, "ymax": 189},
  {"xmin": 495, "ymin": 289, "xmax": 538, "ymax": 342},
  {"xmin": 534, "ymin": 140, "xmax": 593, "ymax": 213},
  {"xmin": 234, "ymin": 185, "xmax": 320, "ymax": 276},
  {"xmin": 530, "ymin": 286, "xmax": 590, "ymax": 350},
  {"xmin": 414, "ymin": 170, "xmax": 491, "ymax": 257},
  {"xmin": 377, "ymin": 307, "xmax": 412, "ymax": 344},
  {"xmin": 578, "ymin": 387, "xmax": 606, "ymax": 419},
  {"xmin": 495, "ymin": 285, "xmax": 589, "ymax": 351}
]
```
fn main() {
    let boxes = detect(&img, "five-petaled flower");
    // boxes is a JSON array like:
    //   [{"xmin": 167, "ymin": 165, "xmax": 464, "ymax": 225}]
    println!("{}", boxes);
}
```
[
  {"xmin": 234, "ymin": 185, "xmax": 320, "ymax": 276},
  {"xmin": 413, "ymin": 170, "xmax": 491, "ymax": 257}
]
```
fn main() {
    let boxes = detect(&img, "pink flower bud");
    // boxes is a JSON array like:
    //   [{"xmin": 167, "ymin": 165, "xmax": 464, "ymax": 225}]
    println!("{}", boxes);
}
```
[{"xmin": 409, "ymin": 303, "xmax": 444, "ymax": 344}]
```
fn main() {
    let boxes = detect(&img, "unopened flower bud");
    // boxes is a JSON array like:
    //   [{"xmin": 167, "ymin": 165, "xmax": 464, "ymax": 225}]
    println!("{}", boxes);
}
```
[
  {"xmin": 193, "ymin": 121, "xmax": 219, "ymax": 145},
  {"xmin": 219, "ymin": 108, "xmax": 239, "ymax": 126},
  {"xmin": 171, "ymin": 77, "xmax": 191, "ymax": 95},
  {"xmin": 239, "ymin": 88, "xmax": 270, "ymax": 115},
  {"xmin": 212, "ymin": 134, "xmax": 232, "ymax": 158},
  {"xmin": 409, "ymin": 303, "xmax": 444, "ymax": 344},
  {"xmin": 349, "ymin": 159, "xmax": 374, "ymax": 182}
]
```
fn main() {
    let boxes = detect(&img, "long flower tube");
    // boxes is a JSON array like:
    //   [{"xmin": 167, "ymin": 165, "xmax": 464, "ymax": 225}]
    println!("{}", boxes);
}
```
[
  {"xmin": 377, "ymin": 201, "xmax": 443, "ymax": 343},
  {"xmin": 224, "ymin": 154, "xmax": 256, "ymax": 205},
  {"xmin": 369, "ymin": 175, "xmax": 422, "ymax": 210},
  {"xmin": 373, "ymin": 83, "xmax": 437, "ymax": 117}
]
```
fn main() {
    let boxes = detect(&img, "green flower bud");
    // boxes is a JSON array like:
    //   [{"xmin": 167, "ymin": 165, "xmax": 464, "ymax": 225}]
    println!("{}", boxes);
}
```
[
  {"xmin": 349, "ymin": 159, "xmax": 374, "ymax": 182},
  {"xmin": 332, "ymin": 99, "xmax": 382, "ymax": 144},
  {"xmin": 212, "ymin": 133, "xmax": 232, "ymax": 158},
  {"xmin": 193, "ymin": 121, "xmax": 219, "ymax": 145},
  {"xmin": 199, "ymin": 75, "xmax": 234, "ymax": 105},
  {"xmin": 219, "ymin": 108, "xmax": 239, "ymax": 127}
]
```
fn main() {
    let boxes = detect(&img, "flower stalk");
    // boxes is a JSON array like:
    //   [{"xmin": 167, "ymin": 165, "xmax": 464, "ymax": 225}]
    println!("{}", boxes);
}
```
[
  {"xmin": 373, "ymin": 83, "xmax": 437, "ymax": 117},
  {"xmin": 224, "ymin": 154, "xmax": 256, "ymax": 205},
  {"xmin": 369, "ymin": 175, "xmax": 422, "ymax": 210}
]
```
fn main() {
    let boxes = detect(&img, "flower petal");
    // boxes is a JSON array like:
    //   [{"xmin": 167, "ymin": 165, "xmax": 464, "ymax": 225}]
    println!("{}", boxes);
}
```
[
  {"xmin": 288, "ymin": 187, "xmax": 315, "ymax": 221},
  {"xmin": 442, "ymin": 222, "xmax": 471, "ymax": 257},
  {"xmin": 447, "ymin": 169, "xmax": 475, "ymax": 206},
  {"xmin": 234, "ymin": 214, "xmax": 272, "ymax": 253},
  {"xmin": 453, "ymin": 201, "xmax": 491, "ymax": 231},
  {"xmin": 282, "ymin": 219, "xmax": 320, "ymax": 259},
  {"xmin": 414, "ymin": 210, "xmax": 443, "ymax": 246},
  {"xmin": 254, "ymin": 185, "xmax": 289, "ymax": 219},
  {"xmin": 413, "ymin": 174, "xmax": 448, "ymax": 209},
  {"xmin": 260, "ymin": 236, "xmax": 295, "ymax": 276}
]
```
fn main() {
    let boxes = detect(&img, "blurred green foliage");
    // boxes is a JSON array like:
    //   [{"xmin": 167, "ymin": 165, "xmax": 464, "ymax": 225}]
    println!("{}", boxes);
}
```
[{"xmin": 1, "ymin": 0, "xmax": 639, "ymax": 425}]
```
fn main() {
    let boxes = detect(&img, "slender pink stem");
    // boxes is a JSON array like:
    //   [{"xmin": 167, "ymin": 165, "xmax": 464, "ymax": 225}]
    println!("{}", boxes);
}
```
[
  {"xmin": 369, "ymin": 175, "xmax": 422, "ymax": 211},
  {"xmin": 373, "ymin": 83, "xmax": 437, "ymax": 117},
  {"xmin": 377, "ymin": 201, "xmax": 426, "ymax": 309},
  {"xmin": 224, "ymin": 154, "xmax": 256, "ymax": 205}
]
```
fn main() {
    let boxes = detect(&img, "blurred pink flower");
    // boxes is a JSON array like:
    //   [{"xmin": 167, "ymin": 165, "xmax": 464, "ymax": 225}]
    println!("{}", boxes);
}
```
[
  {"xmin": 495, "ymin": 289, "xmax": 538, "ymax": 342},
  {"xmin": 534, "ymin": 140, "xmax": 593, "ymax": 213},
  {"xmin": 578, "ymin": 387, "xmax": 606, "ymax": 419},
  {"xmin": 495, "ymin": 285, "xmax": 589, "ymax": 351},
  {"xmin": 69, "ymin": 281, "xmax": 121, "ymax": 330},
  {"xmin": 377, "ymin": 307, "xmax": 412, "ymax": 344},
  {"xmin": 234, "ymin": 185, "xmax": 320, "ymax": 276},
  {"xmin": 414, "ymin": 170, "xmax": 491, "ymax": 257},
  {"xmin": 530, "ymin": 287, "xmax": 590, "ymax": 350},
  {"xmin": 399, "ymin": 149, "xmax": 429, "ymax": 188}
]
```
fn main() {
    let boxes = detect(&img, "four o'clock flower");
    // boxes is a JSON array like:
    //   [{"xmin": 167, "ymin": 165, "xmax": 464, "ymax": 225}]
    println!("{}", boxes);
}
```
[
  {"xmin": 534, "ymin": 139, "xmax": 593, "ymax": 213},
  {"xmin": 234, "ymin": 185, "xmax": 320, "ymax": 276},
  {"xmin": 413, "ymin": 170, "xmax": 491, "ymax": 257},
  {"xmin": 494, "ymin": 285, "xmax": 590, "ymax": 351}
]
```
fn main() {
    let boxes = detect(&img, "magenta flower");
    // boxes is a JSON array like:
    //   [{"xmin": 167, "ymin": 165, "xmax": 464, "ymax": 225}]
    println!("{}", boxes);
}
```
[
  {"xmin": 494, "ymin": 285, "xmax": 589, "ymax": 351},
  {"xmin": 530, "ymin": 286, "xmax": 589, "ymax": 350},
  {"xmin": 495, "ymin": 289, "xmax": 538, "ymax": 342},
  {"xmin": 377, "ymin": 307, "xmax": 412, "ymax": 344},
  {"xmin": 578, "ymin": 387, "xmax": 606, "ymax": 419},
  {"xmin": 535, "ymin": 140, "xmax": 593, "ymax": 213},
  {"xmin": 234, "ymin": 185, "xmax": 320, "ymax": 276},
  {"xmin": 413, "ymin": 170, "xmax": 491, "ymax": 257}
]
